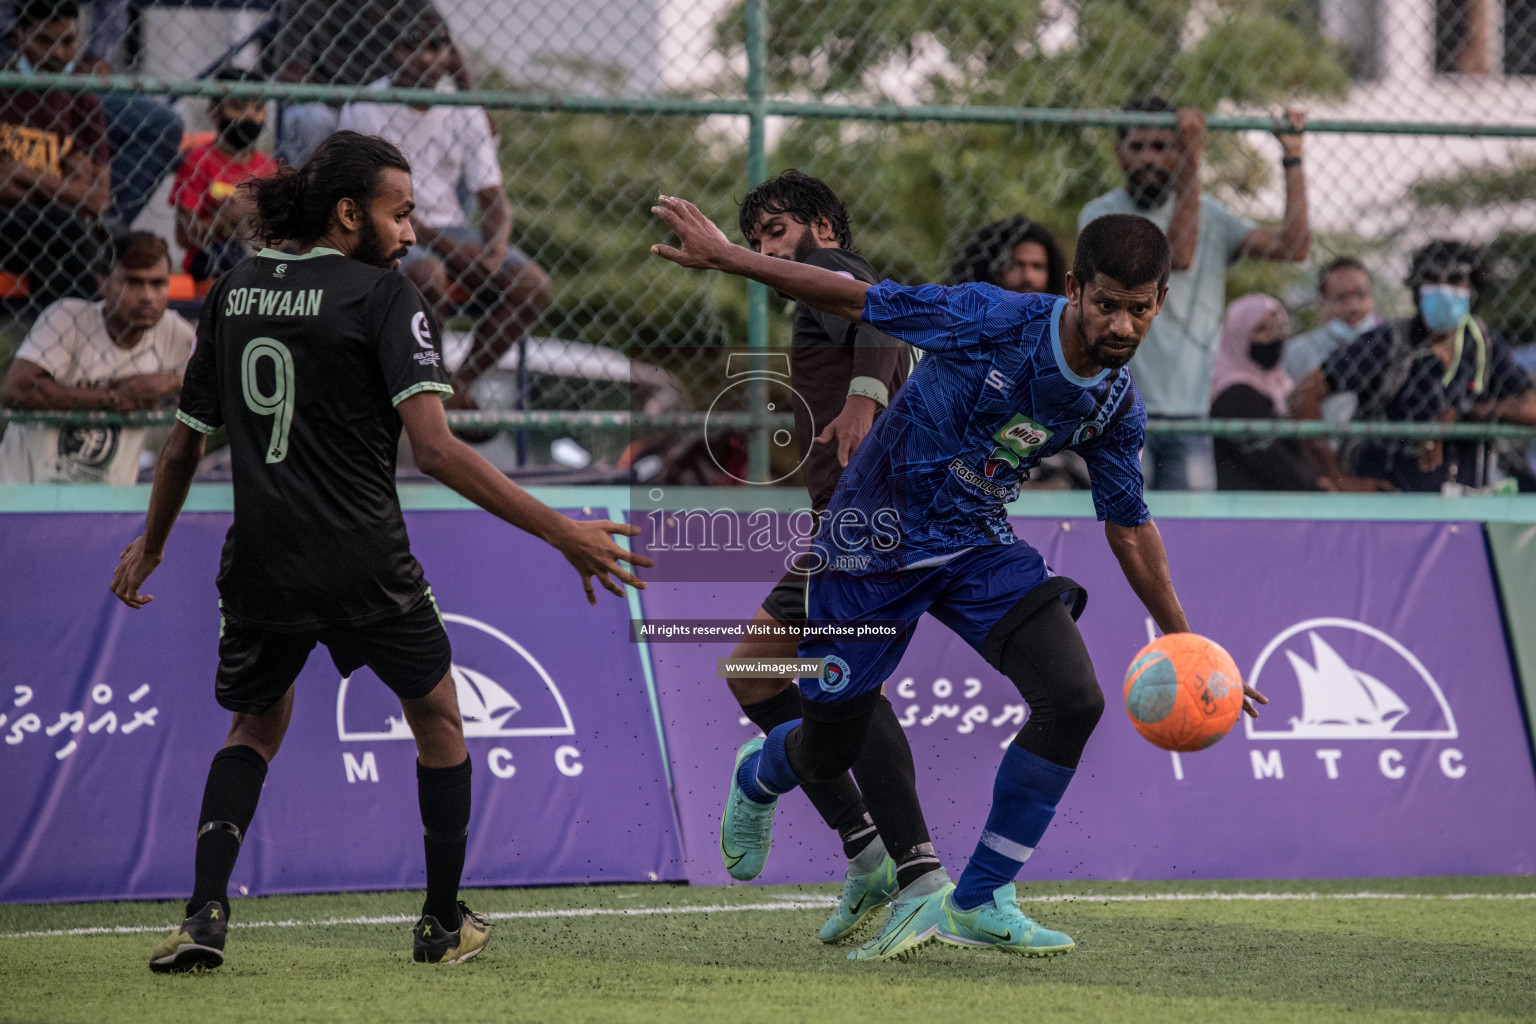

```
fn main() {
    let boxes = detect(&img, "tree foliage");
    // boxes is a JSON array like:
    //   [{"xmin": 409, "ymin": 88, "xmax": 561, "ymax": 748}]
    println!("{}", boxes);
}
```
[
  {"xmin": 483, "ymin": 1, "xmax": 1354, "ymax": 395},
  {"xmin": 713, "ymin": 0, "xmax": 1350, "ymax": 302}
]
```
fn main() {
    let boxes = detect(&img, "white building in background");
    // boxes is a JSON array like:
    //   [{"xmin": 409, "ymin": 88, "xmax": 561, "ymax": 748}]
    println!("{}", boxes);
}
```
[
  {"xmin": 125, "ymin": 0, "xmax": 1536, "ymax": 279},
  {"xmin": 1233, "ymin": 0, "xmax": 1536, "ymax": 266}
]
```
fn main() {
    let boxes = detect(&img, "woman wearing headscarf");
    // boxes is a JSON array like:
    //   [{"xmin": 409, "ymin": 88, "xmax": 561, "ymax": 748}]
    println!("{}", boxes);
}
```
[{"xmin": 1209, "ymin": 293, "xmax": 1328, "ymax": 490}]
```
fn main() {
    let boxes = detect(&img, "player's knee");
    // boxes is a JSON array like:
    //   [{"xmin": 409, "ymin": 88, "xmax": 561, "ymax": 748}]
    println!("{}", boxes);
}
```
[
  {"xmin": 404, "ymin": 258, "xmax": 446, "ymax": 293},
  {"xmin": 790, "ymin": 721, "xmax": 863, "ymax": 782},
  {"xmin": 789, "ymin": 693, "xmax": 879, "ymax": 783},
  {"xmin": 505, "ymin": 262, "xmax": 550, "ymax": 311},
  {"xmin": 790, "ymin": 740, "xmax": 860, "ymax": 784},
  {"xmin": 1060, "ymin": 675, "xmax": 1105, "ymax": 731}
]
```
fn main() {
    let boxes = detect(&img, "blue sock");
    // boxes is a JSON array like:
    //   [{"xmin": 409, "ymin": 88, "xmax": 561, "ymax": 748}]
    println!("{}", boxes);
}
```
[
  {"xmin": 735, "ymin": 721, "xmax": 803, "ymax": 804},
  {"xmin": 953, "ymin": 745, "xmax": 1075, "ymax": 911}
]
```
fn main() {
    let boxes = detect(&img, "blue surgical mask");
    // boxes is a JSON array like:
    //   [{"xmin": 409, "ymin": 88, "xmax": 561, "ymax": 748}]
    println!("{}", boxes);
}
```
[
  {"xmin": 1326, "ymin": 314, "xmax": 1376, "ymax": 343},
  {"xmin": 15, "ymin": 55, "xmax": 77, "ymax": 76},
  {"xmin": 1420, "ymin": 285, "xmax": 1471, "ymax": 333}
]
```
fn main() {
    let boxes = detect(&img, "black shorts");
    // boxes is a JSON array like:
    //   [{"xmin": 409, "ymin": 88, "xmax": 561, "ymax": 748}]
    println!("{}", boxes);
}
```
[
  {"xmin": 215, "ymin": 593, "xmax": 453, "ymax": 715},
  {"xmin": 761, "ymin": 554, "xmax": 815, "ymax": 626}
]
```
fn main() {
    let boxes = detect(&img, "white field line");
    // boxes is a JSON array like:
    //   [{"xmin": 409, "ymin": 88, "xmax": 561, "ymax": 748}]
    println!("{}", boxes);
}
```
[{"xmin": 2, "ymin": 891, "xmax": 1533, "ymax": 941}]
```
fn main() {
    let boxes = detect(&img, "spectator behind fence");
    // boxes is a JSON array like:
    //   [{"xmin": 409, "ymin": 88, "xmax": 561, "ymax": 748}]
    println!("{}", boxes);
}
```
[
  {"xmin": 266, "ymin": 0, "xmax": 471, "ymax": 168},
  {"xmin": 944, "ymin": 214, "xmax": 1067, "ymax": 296},
  {"xmin": 0, "ymin": 0, "xmax": 182, "ymax": 228},
  {"xmin": 0, "ymin": 232, "xmax": 194, "ymax": 483},
  {"xmin": 338, "ymin": 13, "xmax": 550, "ymax": 409},
  {"xmin": 1078, "ymin": 97, "xmax": 1310, "ymax": 491},
  {"xmin": 1209, "ymin": 294, "xmax": 1328, "ymax": 491},
  {"xmin": 0, "ymin": 0, "xmax": 108, "ymax": 311},
  {"xmin": 170, "ymin": 70, "xmax": 276, "ymax": 282},
  {"xmin": 1283, "ymin": 256, "xmax": 1377, "ymax": 426},
  {"xmin": 1291, "ymin": 240, "xmax": 1536, "ymax": 492}
]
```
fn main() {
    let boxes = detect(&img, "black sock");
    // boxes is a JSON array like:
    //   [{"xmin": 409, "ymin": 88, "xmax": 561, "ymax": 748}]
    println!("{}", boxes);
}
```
[
  {"xmin": 741, "ymin": 688, "xmax": 877, "ymax": 859},
  {"xmin": 894, "ymin": 843, "xmax": 945, "ymax": 891},
  {"xmin": 418, "ymin": 757, "xmax": 472, "ymax": 930},
  {"xmin": 188, "ymin": 744, "xmax": 269, "ymax": 920},
  {"xmin": 849, "ymin": 697, "xmax": 939, "ymax": 889}
]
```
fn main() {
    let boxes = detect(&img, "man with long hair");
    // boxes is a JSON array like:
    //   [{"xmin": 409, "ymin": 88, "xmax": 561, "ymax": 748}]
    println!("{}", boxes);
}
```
[{"xmin": 115, "ymin": 131, "xmax": 650, "ymax": 972}]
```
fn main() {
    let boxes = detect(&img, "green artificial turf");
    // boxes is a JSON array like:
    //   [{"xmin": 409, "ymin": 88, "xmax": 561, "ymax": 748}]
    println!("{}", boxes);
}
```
[{"xmin": 2, "ymin": 877, "xmax": 1533, "ymax": 1024}]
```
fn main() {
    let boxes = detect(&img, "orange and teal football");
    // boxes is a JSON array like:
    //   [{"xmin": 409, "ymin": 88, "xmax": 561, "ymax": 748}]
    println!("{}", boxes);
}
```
[{"xmin": 1123, "ymin": 633, "xmax": 1244, "ymax": 752}]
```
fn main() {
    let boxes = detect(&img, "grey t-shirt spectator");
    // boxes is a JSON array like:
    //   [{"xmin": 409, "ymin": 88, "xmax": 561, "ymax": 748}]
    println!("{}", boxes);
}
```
[{"xmin": 1077, "ymin": 190, "xmax": 1255, "ymax": 416}]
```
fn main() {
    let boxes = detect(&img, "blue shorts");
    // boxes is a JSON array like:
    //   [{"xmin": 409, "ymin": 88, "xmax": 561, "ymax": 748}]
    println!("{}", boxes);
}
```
[{"xmin": 798, "ymin": 542, "xmax": 1085, "ymax": 703}]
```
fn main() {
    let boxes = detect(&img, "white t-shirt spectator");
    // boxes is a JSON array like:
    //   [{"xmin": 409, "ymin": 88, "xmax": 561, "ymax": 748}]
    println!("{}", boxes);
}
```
[
  {"xmin": 339, "ymin": 79, "xmax": 502, "ymax": 229},
  {"xmin": 0, "ymin": 299, "xmax": 196, "ymax": 484},
  {"xmin": 1078, "ymin": 190, "xmax": 1255, "ymax": 417}
]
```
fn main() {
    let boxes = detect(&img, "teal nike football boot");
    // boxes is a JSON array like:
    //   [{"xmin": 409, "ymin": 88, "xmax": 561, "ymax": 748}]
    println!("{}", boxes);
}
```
[
  {"xmin": 720, "ymin": 738, "xmax": 777, "ymax": 881},
  {"xmin": 936, "ymin": 883, "xmax": 1075, "ymax": 956},
  {"xmin": 819, "ymin": 851, "xmax": 898, "ymax": 943},
  {"xmin": 847, "ymin": 877, "xmax": 953, "ymax": 962}
]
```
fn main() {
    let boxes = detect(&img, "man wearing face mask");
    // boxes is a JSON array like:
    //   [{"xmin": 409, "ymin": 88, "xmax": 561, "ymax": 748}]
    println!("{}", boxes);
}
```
[
  {"xmin": 1078, "ymin": 96, "xmax": 1311, "ymax": 491},
  {"xmin": 170, "ymin": 70, "xmax": 277, "ymax": 283},
  {"xmin": 1282, "ymin": 256, "xmax": 1376, "ymax": 426},
  {"xmin": 1291, "ymin": 240, "xmax": 1536, "ymax": 491}
]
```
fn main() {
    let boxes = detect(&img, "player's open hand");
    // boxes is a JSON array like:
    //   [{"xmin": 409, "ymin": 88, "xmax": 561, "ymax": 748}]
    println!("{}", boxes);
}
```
[
  {"xmin": 110, "ymin": 534, "xmax": 162, "ymax": 609},
  {"xmin": 1242, "ymin": 681, "xmax": 1268, "ymax": 718},
  {"xmin": 650, "ymin": 195, "xmax": 735, "ymax": 272},
  {"xmin": 815, "ymin": 395, "xmax": 877, "ymax": 467},
  {"xmin": 556, "ymin": 519, "xmax": 655, "ymax": 605}
]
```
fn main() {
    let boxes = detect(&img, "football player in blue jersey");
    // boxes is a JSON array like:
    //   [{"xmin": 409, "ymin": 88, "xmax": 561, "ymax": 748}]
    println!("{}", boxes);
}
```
[{"xmin": 651, "ymin": 197, "xmax": 1266, "ymax": 962}]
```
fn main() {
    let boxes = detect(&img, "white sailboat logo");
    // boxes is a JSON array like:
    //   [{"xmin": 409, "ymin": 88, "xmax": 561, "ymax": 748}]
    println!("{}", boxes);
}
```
[
  {"xmin": 337, "ymin": 613, "xmax": 575, "ymax": 741},
  {"xmin": 1244, "ymin": 617, "xmax": 1457, "ymax": 741},
  {"xmin": 367, "ymin": 664, "xmax": 523, "ymax": 740},
  {"xmin": 1284, "ymin": 632, "xmax": 1408, "ymax": 737},
  {"xmin": 452, "ymin": 663, "xmax": 522, "ymax": 736}
]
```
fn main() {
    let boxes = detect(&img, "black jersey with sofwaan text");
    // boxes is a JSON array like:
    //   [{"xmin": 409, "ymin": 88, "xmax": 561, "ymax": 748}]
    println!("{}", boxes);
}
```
[{"xmin": 176, "ymin": 247, "xmax": 453, "ymax": 630}]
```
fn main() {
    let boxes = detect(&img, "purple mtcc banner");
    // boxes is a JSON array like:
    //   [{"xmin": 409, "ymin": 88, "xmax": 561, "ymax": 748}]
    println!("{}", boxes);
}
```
[
  {"xmin": 0, "ymin": 510, "xmax": 683, "ymax": 903},
  {"xmin": 642, "ymin": 516, "xmax": 1536, "ymax": 885},
  {"xmin": 2, "ymin": 507, "xmax": 1533, "ymax": 903}
]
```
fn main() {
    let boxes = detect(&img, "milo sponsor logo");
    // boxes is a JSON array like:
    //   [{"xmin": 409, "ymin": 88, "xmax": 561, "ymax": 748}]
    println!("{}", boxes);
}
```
[{"xmin": 984, "ymin": 415, "xmax": 1053, "ymax": 477}]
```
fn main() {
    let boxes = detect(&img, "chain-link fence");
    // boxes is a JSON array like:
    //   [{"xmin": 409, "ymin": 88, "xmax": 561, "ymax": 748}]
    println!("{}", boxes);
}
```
[{"xmin": 1, "ymin": 0, "xmax": 1534, "ymax": 489}]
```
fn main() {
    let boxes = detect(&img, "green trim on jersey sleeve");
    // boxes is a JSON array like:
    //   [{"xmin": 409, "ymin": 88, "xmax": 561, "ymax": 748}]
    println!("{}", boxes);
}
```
[
  {"xmin": 256, "ymin": 246, "xmax": 343, "ymax": 261},
  {"xmin": 391, "ymin": 381, "xmax": 455, "ymax": 407},
  {"xmin": 175, "ymin": 409, "xmax": 218, "ymax": 434}
]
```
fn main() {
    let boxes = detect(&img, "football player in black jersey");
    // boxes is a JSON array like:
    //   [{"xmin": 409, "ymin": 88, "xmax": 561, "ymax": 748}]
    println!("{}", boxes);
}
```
[
  {"xmin": 714, "ymin": 171, "xmax": 938, "ymax": 945},
  {"xmin": 112, "ymin": 131, "xmax": 651, "ymax": 971}
]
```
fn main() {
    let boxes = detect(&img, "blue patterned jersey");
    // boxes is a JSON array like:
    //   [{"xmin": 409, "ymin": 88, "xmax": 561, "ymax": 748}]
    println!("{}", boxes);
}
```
[{"xmin": 811, "ymin": 282, "xmax": 1150, "ymax": 575}]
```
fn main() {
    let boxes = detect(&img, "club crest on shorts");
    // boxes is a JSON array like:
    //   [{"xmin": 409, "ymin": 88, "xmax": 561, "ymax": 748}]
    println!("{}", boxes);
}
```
[{"xmin": 820, "ymin": 655, "xmax": 852, "ymax": 694}]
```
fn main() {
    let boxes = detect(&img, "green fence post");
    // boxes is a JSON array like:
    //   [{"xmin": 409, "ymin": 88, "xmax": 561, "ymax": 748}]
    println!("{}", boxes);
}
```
[
  {"xmin": 745, "ymin": 0, "xmax": 770, "ymax": 483},
  {"xmin": 1486, "ymin": 523, "xmax": 1536, "ymax": 771}
]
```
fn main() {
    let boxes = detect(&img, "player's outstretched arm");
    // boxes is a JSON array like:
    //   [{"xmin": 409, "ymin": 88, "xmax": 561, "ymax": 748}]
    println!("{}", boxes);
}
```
[
  {"xmin": 1105, "ymin": 519, "xmax": 1268, "ymax": 717},
  {"xmin": 397, "ymin": 393, "xmax": 654, "ymax": 605},
  {"xmin": 649, "ymin": 194, "xmax": 869, "ymax": 322},
  {"xmin": 1105, "ymin": 519, "xmax": 1189, "ymax": 635},
  {"xmin": 111, "ymin": 420, "xmax": 206, "ymax": 609}
]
